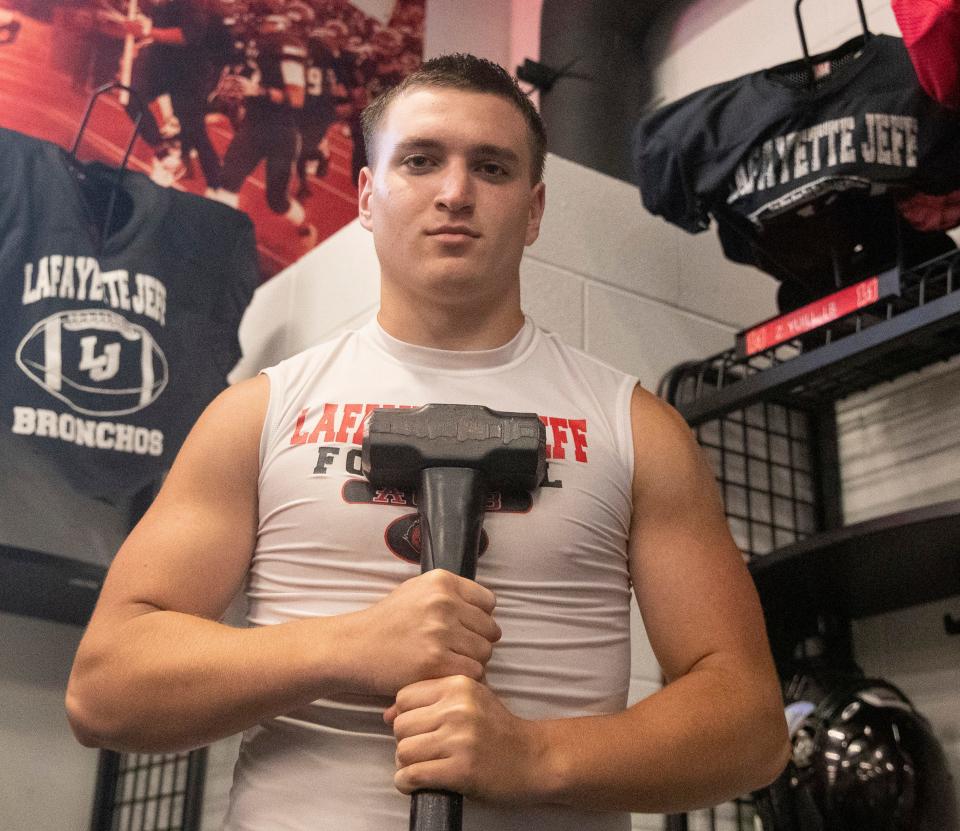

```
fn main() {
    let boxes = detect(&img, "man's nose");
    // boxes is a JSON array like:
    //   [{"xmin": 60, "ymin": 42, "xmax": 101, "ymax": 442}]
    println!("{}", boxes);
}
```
[{"xmin": 434, "ymin": 162, "xmax": 474, "ymax": 213}]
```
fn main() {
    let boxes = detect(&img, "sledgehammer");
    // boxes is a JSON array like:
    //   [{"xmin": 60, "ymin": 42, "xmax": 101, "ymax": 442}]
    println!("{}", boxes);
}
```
[{"xmin": 361, "ymin": 403, "xmax": 546, "ymax": 831}]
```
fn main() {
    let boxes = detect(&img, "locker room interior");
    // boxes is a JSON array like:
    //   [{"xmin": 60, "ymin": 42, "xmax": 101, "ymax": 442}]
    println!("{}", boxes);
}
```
[{"xmin": 1, "ymin": 0, "xmax": 958, "ymax": 829}]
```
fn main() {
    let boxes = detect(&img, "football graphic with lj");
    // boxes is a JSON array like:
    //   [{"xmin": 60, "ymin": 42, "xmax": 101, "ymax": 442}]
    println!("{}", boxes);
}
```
[{"xmin": 15, "ymin": 309, "xmax": 169, "ymax": 417}]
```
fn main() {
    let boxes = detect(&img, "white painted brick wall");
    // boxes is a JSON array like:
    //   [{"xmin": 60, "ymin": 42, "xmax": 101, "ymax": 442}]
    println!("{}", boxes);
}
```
[
  {"xmin": 0, "ymin": 613, "xmax": 99, "ymax": 831},
  {"xmin": 229, "ymin": 220, "xmax": 380, "ymax": 382},
  {"xmin": 837, "ymin": 356, "xmax": 960, "ymax": 522},
  {"xmin": 519, "ymin": 258, "xmax": 585, "ymax": 348}
]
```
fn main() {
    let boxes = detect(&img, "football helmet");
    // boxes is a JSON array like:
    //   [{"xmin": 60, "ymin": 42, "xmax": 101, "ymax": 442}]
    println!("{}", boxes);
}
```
[{"xmin": 756, "ymin": 676, "xmax": 957, "ymax": 831}]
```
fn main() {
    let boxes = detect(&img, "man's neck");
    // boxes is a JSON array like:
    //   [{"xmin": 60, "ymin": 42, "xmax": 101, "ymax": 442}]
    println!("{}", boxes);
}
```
[{"xmin": 376, "ymin": 293, "xmax": 525, "ymax": 351}]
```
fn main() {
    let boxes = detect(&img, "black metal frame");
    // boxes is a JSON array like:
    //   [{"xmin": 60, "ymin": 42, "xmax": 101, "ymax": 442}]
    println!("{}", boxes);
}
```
[
  {"xmin": 90, "ymin": 748, "xmax": 208, "ymax": 831},
  {"xmin": 658, "ymin": 247, "xmax": 960, "ymax": 830},
  {"xmin": 667, "ymin": 248, "xmax": 960, "ymax": 425},
  {"xmin": 667, "ymin": 797, "xmax": 761, "ymax": 831},
  {"xmin": 693, "ymin": 402, "xmax": 820, "ymax": 557},
  {"xmin": 661, "ymin": 379, "xmax": 846, "ymax": 831},
  {"xmin": 0, "ymin": 544, "xmax": 106, "ymax": 626}
]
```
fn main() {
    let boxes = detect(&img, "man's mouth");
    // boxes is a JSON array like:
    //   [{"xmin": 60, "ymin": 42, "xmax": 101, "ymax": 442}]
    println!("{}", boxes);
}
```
[{"xmin": 425, "ymin": 225, "xmax": 481, "ymax": 239}]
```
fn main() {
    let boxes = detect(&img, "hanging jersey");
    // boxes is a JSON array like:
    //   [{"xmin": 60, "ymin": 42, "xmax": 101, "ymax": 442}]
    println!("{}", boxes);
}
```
[
  {"xmin": 0, "ymin": 127, "xmax": 259, "ymax": 502},
  {"xmin": 224, "ymin": 317, "xmax": 640, "ymax": 831},
  {"xmin": 633, "ymin": 35, "xmax": 960, "ymax": 292}
]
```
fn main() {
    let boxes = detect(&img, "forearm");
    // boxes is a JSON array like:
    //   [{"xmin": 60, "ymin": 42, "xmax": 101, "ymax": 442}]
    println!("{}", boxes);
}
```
[
  {"xmin": 66, "ymin": 609, "xmax": 365, "ymax": 753},
  {"xmin": 531, "ymin": 655, "xmax": 790, "ymax": 814},
  {"xmin": 67, "ymin": 570, "xmax": 500, "ymax": 755}
]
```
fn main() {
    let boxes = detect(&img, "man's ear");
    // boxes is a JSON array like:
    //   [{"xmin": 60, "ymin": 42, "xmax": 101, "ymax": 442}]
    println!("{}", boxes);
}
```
[
  {"xmin": 358, "ymin": 166, "xmax": 374, "ymax": 231},
  {"xmin": 524, "ymin": 182, "xmax": 546, "ymax": 246}
]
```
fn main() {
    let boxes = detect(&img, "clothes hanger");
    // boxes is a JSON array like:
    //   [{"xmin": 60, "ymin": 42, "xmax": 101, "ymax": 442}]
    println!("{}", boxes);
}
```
[
  {"xmin": 794, "ymin": 0, "xmax": 872, "ymax": 90},
  {"xmin": 67, "ymin": 81, "xmax": 146, "ymax": 252}
]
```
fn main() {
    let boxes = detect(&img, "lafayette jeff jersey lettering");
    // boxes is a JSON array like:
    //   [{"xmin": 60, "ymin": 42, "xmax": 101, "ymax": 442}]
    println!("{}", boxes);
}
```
[
  {"xmin": 633, "ymin": 35, "xmax": 960, "ymax": 287},
  {"xmin": 0, "ymin": 127, "xmax": 258, "ymax": 501},
  {"xmin": 224, "ymin": 318, "xmax": 640, "ymax": 831}
]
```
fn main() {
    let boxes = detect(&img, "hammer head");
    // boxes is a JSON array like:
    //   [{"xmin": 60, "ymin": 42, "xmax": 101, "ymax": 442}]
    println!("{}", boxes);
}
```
[{"xmin": 361, "ymin": 404, "xmax": 546, "ymax": 491}]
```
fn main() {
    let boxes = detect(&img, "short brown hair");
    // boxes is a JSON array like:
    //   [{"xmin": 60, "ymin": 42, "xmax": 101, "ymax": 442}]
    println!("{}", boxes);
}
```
[{"xmin": 360, "ymin": 53, "xmax": 547, "ymax": 183}]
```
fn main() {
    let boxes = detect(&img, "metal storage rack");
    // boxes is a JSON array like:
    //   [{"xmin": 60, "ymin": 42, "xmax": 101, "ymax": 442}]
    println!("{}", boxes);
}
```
[
  {"xmin": 668, "ymin": 248, "xmax": 960, "ymax": 424},
  {"xmin": 90, "ymin": 747, "xmax": 208, "ymax": 831},
  {"xmin": 659, "ymin": 247, "xmax": 960, "ymax": 830}
]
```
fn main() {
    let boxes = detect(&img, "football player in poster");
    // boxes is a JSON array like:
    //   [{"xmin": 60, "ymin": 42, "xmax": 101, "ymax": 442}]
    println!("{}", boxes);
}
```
[
  {"xmin": 211, "ymin": 10, "xmax": 316, "ymax": 245},
  {"xmin": 295, "ymin": 17, "xmax": 353, "ymax": 200},
  {"xmin": 0, "ymin": 0, "xmax": 425, "ymax": 277},
  {"xmin": 120, "ymin": 0, "xmax": 230, "ymax": 189}
]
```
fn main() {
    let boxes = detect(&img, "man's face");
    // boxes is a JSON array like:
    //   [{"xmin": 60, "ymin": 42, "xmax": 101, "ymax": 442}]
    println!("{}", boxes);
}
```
[{"xmin": 358, "ymin": 87, "xmax": 545, "ymax": 310}]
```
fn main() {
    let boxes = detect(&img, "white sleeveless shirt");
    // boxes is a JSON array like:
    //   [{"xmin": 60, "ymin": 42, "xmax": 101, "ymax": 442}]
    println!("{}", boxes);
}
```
[{"xmin": 225, "ymin": 317, "xmax": 640, "ymax": 831}]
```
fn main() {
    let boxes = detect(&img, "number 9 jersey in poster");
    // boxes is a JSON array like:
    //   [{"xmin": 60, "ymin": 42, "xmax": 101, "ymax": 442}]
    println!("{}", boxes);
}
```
[{"xmin": 0, "ymin": 127, "xmax": 259, "ymax": 503}]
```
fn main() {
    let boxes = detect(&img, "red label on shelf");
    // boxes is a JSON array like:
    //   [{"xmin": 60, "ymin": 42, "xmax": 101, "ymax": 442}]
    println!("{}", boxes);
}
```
[{"xmin": 739, "ymin": 276, "xmax": 890, "ymax": 357}]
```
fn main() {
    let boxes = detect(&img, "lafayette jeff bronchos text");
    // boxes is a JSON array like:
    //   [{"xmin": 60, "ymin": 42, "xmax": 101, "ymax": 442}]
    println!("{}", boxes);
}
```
[
  {"xmin": 729, "ymin": 113, "xmax": 918, "ymax": 201},
  {"xmin": 22, "ymin": 254, "xmax": 168, "ymax": 325},
  {"xmin": 12, "ymin": 406, "xmax": 163, "ymax": 456}
]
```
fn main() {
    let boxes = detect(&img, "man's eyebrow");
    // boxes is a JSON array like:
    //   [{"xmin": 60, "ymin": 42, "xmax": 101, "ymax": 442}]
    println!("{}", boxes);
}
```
[
  {"xmin": 392, "ymin": 138, "xmax": 445, "ymax": 157},
  {"xmin": 471, "ymin": 144, "xmax": 520, "ymax": 165},
  {"xmin": 391, "ymin": 139, "xmax": 521, "ymax": 166}
]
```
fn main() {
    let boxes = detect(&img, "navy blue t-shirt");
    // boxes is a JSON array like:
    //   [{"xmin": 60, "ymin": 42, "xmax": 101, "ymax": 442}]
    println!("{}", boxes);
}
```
[{"xmin": 0, "ymin": 127, "xmax": 259, "ymax": 502}]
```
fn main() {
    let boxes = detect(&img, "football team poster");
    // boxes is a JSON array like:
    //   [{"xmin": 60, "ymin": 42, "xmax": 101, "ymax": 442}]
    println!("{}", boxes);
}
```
[{"xmin": 0, "ymin": 0, "xmax": 425, "ymax": 279}]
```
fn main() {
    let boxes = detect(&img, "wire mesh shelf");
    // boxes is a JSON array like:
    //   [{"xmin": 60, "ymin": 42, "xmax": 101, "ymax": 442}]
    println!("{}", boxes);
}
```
[
  {"xmin": 695, "ymin": 402, "xmax": 818, "ymax": 558},
  {"xmin": 663, "ymin": 248, "xmax": 960, "ymax": 426}
]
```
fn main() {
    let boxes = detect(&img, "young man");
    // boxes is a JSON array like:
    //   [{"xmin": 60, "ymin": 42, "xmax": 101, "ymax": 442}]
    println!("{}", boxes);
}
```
[{"xmin": 66, "ymin": 54, "xmax": 789, "ymax": 830}]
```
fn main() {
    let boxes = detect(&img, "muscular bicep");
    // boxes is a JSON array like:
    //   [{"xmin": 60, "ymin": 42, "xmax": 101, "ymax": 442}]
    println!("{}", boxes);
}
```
[
  {"xmin": 627, "ymin": 386, "xmax": 769, "ymax": 683},
  {"xmin": 88, "ymin": 375, "xmax": 269, "ymax": 626}
]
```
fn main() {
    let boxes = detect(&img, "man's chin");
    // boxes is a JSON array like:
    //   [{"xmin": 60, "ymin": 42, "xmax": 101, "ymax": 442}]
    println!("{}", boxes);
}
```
[
  {"xmin": 421, "ymin": 265, "xmax": 486, "ymax": 291},
  {"xmin": 385, "ymin": 261, "xmax": 516, "ymax": 304}
]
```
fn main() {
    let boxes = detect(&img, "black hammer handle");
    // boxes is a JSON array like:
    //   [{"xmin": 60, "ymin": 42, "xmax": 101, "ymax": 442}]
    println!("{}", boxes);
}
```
[{"xmin": 411, "ymin": 465, "xmax": 487, "ymax": 831}]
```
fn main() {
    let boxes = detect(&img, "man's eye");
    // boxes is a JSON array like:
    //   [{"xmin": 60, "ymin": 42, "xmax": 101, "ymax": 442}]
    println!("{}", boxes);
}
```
[
  {"xmin": 478, "ymin": 162, "xmax": 508, "ymax": 177},
  {"xmin": 403, "ymin": 155, "xmax": 434, "ymax": 170}
]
